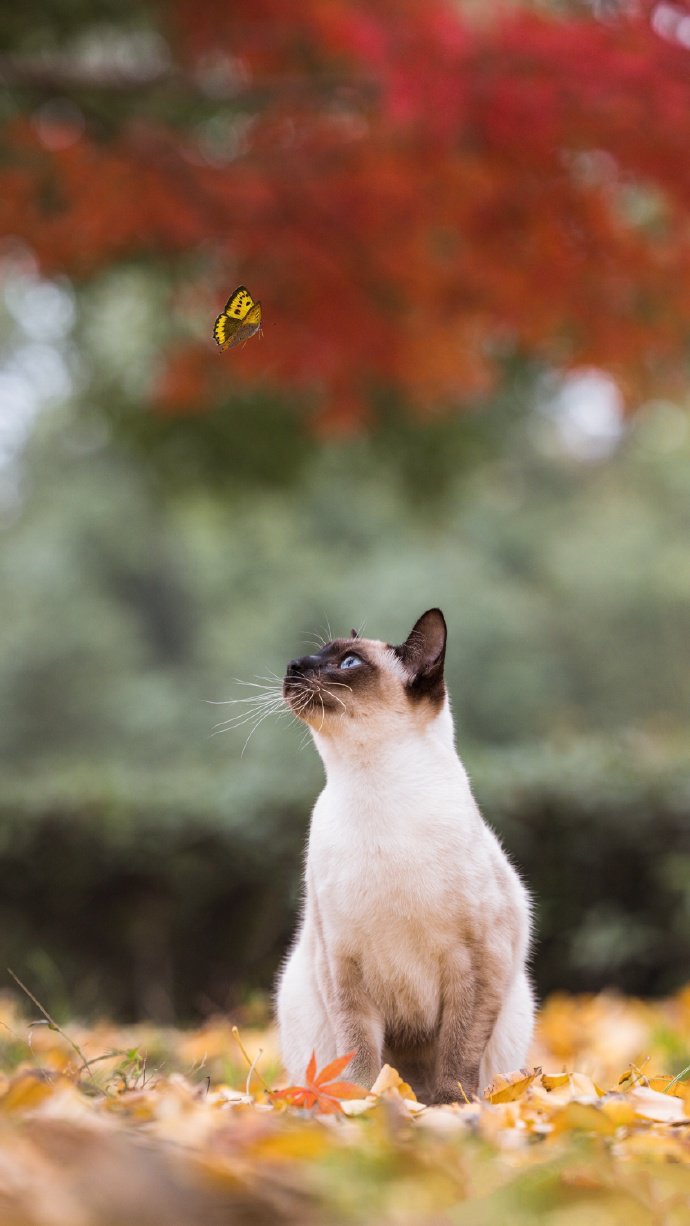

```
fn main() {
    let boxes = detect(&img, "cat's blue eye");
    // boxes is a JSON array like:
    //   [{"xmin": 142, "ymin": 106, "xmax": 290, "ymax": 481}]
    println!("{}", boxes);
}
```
[{"xmin": 339, "ymin": 654, "xmax": 363, "ymax": 670}]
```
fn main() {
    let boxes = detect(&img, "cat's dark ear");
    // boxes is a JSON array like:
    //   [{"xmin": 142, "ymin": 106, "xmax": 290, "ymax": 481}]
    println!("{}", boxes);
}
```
[
  {"xmin": 394, "ymin": 609, "xmax": 447, "ymax": 704},
  {"xmin": 350, "ymin": 628, "xmax": 360, "ymax": 639}
]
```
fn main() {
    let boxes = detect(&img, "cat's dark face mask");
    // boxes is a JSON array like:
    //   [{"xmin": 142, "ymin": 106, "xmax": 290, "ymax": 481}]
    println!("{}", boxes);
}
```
[{"xmin": 283, "ymin": 638, "xmax": 377, "ymax": 718}]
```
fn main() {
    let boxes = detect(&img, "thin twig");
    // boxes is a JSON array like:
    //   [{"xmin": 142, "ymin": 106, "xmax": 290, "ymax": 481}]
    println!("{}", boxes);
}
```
[
  {"xmin": 665, "ymin": 1063, "xmax": 690, "ymax": 1093},
  {"xmin": 456, "ymin": 1079, "xmax": 471, "ymax": 1106},
  {"xmin": 7, "ymin": 968, "xmax": 102, "ymax": 1091},
  {"xmin": 245, "ymin": 1047, "xmax": 265, "ymax": 1098},
  {"xmin": 231, "ymin": 1024, "xmax": 271, "ymax": 1093}
]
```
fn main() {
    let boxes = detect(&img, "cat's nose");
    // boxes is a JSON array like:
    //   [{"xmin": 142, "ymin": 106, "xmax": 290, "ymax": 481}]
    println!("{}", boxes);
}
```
[{"xmin": 286, "ymin": 655, "xmax": 320, "ymax": 677}]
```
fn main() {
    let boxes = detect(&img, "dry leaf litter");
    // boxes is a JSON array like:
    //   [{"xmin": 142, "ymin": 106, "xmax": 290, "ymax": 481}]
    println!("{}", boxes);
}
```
[{"xmin": 0, "ymin": 988, "xmax": 688, "ymax": 1224}]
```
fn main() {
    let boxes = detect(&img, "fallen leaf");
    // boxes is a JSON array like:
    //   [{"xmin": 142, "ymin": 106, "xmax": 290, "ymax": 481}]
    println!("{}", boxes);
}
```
[
  {"xmin": 626, "ymin": 1085, "xmax": 687, "ymax": 1123},
  {"xmin": 551, "ymin": 1101, "xmax": 619, "ymax": 1136},
  {"xmin": 268, "ymin": 1051, "xmax": 368, "ymax": 1115},
  {"xmin": 484, "ymin": 1067, "xmax": 541, "ymax": 1103},
  {"xmin": 541, "ymin": 1071, "xmax": 570, "ymax": 1091},
  {"xmin": 0, "ymin": 1069, "xmax": 59, "ymax": 1113},
  {"xmin": 369, "ymin": 1064, "xmax": 417, "ymax": 1102}
]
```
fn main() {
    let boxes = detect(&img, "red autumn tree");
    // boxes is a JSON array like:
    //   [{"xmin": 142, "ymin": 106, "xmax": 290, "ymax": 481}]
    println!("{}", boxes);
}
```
[{"xmin": 3, "ymin": 0, "xmax": 690, "ymax": 428}]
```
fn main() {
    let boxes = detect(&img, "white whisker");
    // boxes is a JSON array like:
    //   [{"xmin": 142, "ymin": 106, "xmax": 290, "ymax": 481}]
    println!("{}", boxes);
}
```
[
  {"xmin": 321, "ymin": 686, "xmax": 346, "ymax": 712},
  {"xmin": 240, "ymin": 703, "xmax": 283, "ymax": 755},
  {"xmin": 211, "ymin": 704, "xmax": 284, "ymax": 733},
  {"xmin": 209, "ymin": 694, "xmax": 282, "ymax": 711},
  {"xmin": 211, "ymin": 711, "xmax": 281, "ymax": 737},
  {"xmin": 234, "ymin": 678, "xmax": 283, "ymax": 691},
  {"xmin": 208, "ymin": 659, "xmax": 329, "ymax": 749},
  {"xmin": 238, "ymin": 686, "xmax": 312, "ymax": 753}
]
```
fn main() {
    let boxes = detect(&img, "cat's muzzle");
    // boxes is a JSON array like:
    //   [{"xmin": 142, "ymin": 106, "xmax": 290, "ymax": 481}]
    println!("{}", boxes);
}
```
[
  {"xmin": 284, "ymin": 657, "xmax": 315, "ymax": 696},
  {"xmin": 283, "ymin": 657, "xmax": 328, "ymax": 713}
]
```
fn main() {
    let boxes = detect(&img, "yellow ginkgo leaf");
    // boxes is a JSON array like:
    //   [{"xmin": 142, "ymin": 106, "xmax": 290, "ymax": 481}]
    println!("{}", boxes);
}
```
[
  {"xmin": 551, "ymin": 1101, "xmax": 618, "ymax": 1136},
  {"xmin": 484, "ymin": 1066, "xmax": 541, "ymax": 1104},
  {"xmin": 0, "ymin": 1069, "xmax": 58, "ymax": 1113},
  {"xmin": 626, "ymin": 1085, "xmax": 687, "ymax": 1123},
  {"xmin": 541, "ymin": 1071, "xmax": 571, "ymax": 1091},
  {"xmin": 369, "ymin": 1064, "xmax": 417, "ymax": 1102}
]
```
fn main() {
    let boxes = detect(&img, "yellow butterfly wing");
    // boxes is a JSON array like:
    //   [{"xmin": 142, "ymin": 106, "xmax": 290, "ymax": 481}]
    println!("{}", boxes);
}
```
[
  {"xmin": 224, "ymin": 286, "xmax": 255, "ymax": 319},
  {"xmin": 213, "ymin": 287, "xmax": 261, "ymax": 350},
  {"xmin": 213, "ymin": 312, "xmax": 239, "ymax": 349}
]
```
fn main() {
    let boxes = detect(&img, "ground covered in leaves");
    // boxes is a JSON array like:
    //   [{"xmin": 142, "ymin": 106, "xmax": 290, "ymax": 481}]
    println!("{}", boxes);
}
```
[{"xmin": 0, "ymin": 989, "xmax": 689, "ymax": 1225}]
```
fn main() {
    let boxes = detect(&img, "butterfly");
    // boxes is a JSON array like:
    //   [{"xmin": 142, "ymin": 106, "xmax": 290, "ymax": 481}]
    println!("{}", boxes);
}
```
[{"xmin": 213, "ymin": 286, "xmax": 262, "ymax": 351}]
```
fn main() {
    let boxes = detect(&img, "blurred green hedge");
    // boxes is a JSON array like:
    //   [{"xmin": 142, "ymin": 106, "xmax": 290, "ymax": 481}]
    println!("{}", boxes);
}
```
[{"xmin": 1, "ymin": 739, "xmax": 688, "ymax": 1021}]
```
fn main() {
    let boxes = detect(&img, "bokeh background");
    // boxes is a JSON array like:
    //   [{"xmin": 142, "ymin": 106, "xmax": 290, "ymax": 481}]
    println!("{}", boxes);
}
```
[{"xmin": 1, "ymin": 0, "xmax": 689, "ymax": 1023}]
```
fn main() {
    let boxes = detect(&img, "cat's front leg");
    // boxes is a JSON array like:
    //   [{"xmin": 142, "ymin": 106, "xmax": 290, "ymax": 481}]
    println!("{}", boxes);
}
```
[
  {"xmin": 334, "ymin": 955, "xmax": 384, "ymax": 1088},
  {"xmin": 433, "ymin": 946, "xmax": 506, "ymax": 1104}
]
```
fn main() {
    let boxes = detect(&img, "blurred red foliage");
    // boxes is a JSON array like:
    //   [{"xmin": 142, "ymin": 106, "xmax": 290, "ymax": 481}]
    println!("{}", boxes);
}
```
[{"xmin": 3, "ymin": 0, "xmax": 690, "ymax": 425}]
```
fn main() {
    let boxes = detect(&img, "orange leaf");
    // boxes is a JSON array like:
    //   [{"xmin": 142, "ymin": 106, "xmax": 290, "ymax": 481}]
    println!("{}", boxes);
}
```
[
  {"xmin": 269, "ymin": 1084, "xmax": 316, "ymax": 1108},
  {"xmin": 269, "ymin": 1051, "xmax": 366, "ymax": 1115},
  {"xmin": 313, "ymin": 1051, "xmax": 356, "ymax": 1086},
  {"xmin": 305, "ymin": 1051, "xmax": 317, "ymax": 1085},
  {"xmin": 314, "ymin": 1094, "xmax": 345, "ymax": 1115},
  {"xmin": 319, "ymin": 1080, "xmax": 368, "ymax": 1100}
]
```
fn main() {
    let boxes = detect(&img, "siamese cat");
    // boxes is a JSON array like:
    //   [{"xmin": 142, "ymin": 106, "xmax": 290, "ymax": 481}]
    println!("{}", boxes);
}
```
[{"xmin": 276, "ymin": 609, "xmax": 533, "ymax": 1103}]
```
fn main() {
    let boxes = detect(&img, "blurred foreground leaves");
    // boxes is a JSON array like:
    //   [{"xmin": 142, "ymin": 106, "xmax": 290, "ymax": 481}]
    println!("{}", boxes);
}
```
[{"xmin": 0, "ymin": 989, "xmax": 689, "ymax": 1225}]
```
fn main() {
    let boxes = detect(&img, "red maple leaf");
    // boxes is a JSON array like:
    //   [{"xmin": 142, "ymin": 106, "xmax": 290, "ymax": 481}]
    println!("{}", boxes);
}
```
[{"xmin": 269, "ymin": 1050, "xmax": 367, "ymax": 1115}]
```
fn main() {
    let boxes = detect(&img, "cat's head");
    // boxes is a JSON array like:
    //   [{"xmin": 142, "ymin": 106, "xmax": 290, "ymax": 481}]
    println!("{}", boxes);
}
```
[{"xmin": 283, "ymin": 609, "xmax": 448, "ymax": 741}]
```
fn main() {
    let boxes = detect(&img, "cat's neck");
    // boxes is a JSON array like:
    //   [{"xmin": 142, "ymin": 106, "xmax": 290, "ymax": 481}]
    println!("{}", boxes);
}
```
[{"xmin": 311, "ymin": 697, "xmax": 459, "ymax": 787}]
